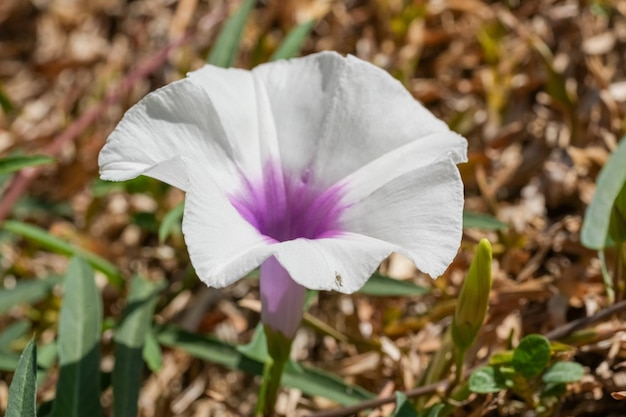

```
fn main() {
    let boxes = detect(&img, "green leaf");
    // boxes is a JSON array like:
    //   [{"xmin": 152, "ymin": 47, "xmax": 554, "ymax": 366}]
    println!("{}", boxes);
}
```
[
  {"xmin": 358, "ymin": 273, "xmax": 429, "ymax": 296},
  {"xmin": 390, "ymin": 392, "xmax": 419, "ymax": 417},
  {"xmin": 113, "ymin": 276, "xmax": 163, "ymax": 417},
  {"xmin": 0, "ymin": 352, "xmax": 20, "ymax": 371},
  {"xmin": 489, "ymin": 350, "xmax": 514, "ymax": 365},
  {"xmin": 0, "ymin": 276, "xmax": 62, "ymax": 315},
  {"xmin": 1, "ymin": 221, "xmax": 123, "ymax": 288},
  {"xmin": 36, "ymin": 342, "xmax": 58, "ymax": 386},
  {"xmin": 155, "ymin": 323, "xmax": 264, "ymax": 372},
  {"xmin": 0, "ymin": 155, "xmax": 54, "ymax": 176},
  {"xmin": 542, "ymin": 361, "xmax": 585, "ymax": 384},
  {"xmin": 52, "ymin": 258, "xmax": 102, "ymax": 417},
  {"xmin": 423, "ymin": 403, "xmax": 445, "ymax": 417},
  {"xmin": 6, "ymin": 338, "xmax": 37, "ymax": 417},
  {"xmin": 207, "ymin": 0, "xmax": 255, "ymax": 67},
  {"xmin": 540, "ymin": 381, "xmax": 566, "ymax": 398},
  {"xmin": 463, "ymin": 211, "xmax": 507, "ymax": 230},
  {"xmin": 142, "ymin": 330, "xmax": 163, "ymax": 372},
  {"xmin": 581, "ymin": 136, "xmax": 626, "ymax": 249},
  {"xmin": 0, "ymin": 321, "xmax": 31, "ymax": 352},
  {"xmin": 469, "ymin": 365, "xmax": 505, "ymax": 394},
  {"xmin": 0, "ymin": 82, "xmax": 14, "ymax": 113},
  {"xmin": 236, "ymin": 323, "xmax": 269, "ymax": 363},
  {"xmin": 270, "ymin": 20, "xmax": 315, "ymax": 61},
  {"xmin": 158, "ymin": 202, "xmax": 184, "ymax": 243},
  {"xmin": 0, "ymin": 322, "xmax": 36, "ymax": 371},
  {"xmin": 282, "ymin": 360, "xmax": 374, "ymax": 405},
  {"xmin": 512, "ymin": 334, "xmax": 551, "ymax": 378},
  {"xmin": 608, "ymin": 184, "xmax": 626, "ymax": 244},
  {"xmin": 154, "ymin": 324, "xmax": 374, "ymax": 405},
  {"xmin": 452, "ymin": 238, "xmax": 493, "ymax": 352}
]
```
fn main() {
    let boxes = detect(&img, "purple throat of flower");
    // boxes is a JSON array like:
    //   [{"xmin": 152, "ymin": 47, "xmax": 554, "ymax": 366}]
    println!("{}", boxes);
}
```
[{"xmin": 229, "ymin": 161, "xmax": 349, "ymax": 338}]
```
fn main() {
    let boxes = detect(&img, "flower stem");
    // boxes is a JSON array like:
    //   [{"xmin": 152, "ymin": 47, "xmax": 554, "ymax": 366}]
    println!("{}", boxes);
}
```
[
  {"xmin": 256, "ymin": 326, "xmax": 293, "ymax": 417},
  {"xmin": 454, "ymin": 346, "xmax": 467, "ymax": 386}
]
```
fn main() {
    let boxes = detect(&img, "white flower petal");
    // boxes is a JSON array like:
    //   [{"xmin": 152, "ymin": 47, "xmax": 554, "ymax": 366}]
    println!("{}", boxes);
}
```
[
  {"xmin": 182, "ymin": 162, "xmax": 273, "ymax": 288},
  {"xmin": 188, "ymin": 66, "xmax": 282, "ymax": 178},
  {"xmin": 252, "ymin": 51, "xmax": 345, "ymax": 178},
  {"xmin": 99, "ymin": 78, "xmax": 241, "ymax": 192},
  {"xmin": 273, "ymin": 233, "xmax": 397, "ymax": 293},
  {"xmin": 341, "ymin": 158, "xmax": 464, "ymax": 278},
  {"xmin": 340, "ymin": 131, "xmax": 467, "ymax": 203},
  {"xmin": 254, "ymin": 51, "xmax": 462, "ymax": 187}
]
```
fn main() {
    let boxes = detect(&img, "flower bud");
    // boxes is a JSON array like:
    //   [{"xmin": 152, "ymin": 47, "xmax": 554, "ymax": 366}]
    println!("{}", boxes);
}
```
[{"xmin": 452, "ymin": 238, "xmax": 493, "ymax": 352}]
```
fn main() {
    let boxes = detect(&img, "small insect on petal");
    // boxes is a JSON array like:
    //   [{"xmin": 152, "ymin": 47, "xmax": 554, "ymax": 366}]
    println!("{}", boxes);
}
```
[{"xmin": 335, "ymin": 271, "xmax": 343, "ymax": 288}]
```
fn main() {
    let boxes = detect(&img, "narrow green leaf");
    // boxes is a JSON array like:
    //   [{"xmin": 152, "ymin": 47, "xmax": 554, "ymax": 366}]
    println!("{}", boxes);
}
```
[
  {"xmin": 0, "ymin": 82, "xmax": 14, "ymax": 113},
  {"xmin": 36, "ymin": 342, "xmax": 57, "ymax": 386},
  {"xmin": 52, "ymin": 258, "xmax": 102, "ymax": 417},
  {"xmin": 154, "ymin": 324, "xmax": 374, "ymax": 405},
  {"xmin": 281, "ymin": 361, "xmax": 374, "ymax": 405},
  {"xmin": 158, "ymin": 202, "xmax": 184, "ymax": 243},
  {"xmin": 0, "ymin": 276, "xmax": 62, "ymax": 315},
  {"xmin": 0, "ymin": 155, "xmax": 54, "ymax": 175},
  {"xmin": 0, "ymin": 351, "xmax": 20, "ymax": 371},
  {"xmin": 423, "ymin": 403, "xmax": 445, "ymax": 417},
  {"xmin": 390, "ymin": 392, "xmax": 419, "ymax": 417},
  {"xmin": 6, "ymin": 338, "xmax": 37, "ymax": 417},
  {"xmin": 512, "ymin": 334, "xmax": 551, "ymax": 378},
  {"xmin": 1, "ymin": 221, "xmax": 123, "ymax": 288},
  {"xmin": 542, "ymin": 361, "xmax": 585, "ymax": 384},
  {"xmin": 608, "ymin": 184, "xmax": 626, "ymax": 244},
  {"xmin": 540, "ymin": 381, "xmax": 567, "ymax": 398},
  {"xmin": 0, "ymin": 321, "xmax": 31, "ymax": 352},
  {"xmin": 359, "ymin": 273, "xmax": 429, "ymax": 296},
  {"xmin": 270, "ymin": 20, "xmax": 315, "ymax": 61},
  {"xmin": 0, "ymin": 322, "xmax": 32, "ymax": 370},
  {"xmin": 463, "ymin": 211, "xmax": 507, "ymax": 230},
  {"xmin": 581, "ymin": 136, "xmax": 626, "ymax": 249},
  {"xmin": 489, "ymin": 350, "xmax": 514, "ymax": 365},
  {"xmin": 155, "ymin": 323, "xmax": 263, "ymax": 372},
  {"xmin": 113, "ymin": 276, "xmax": 163, "ymax": 417},
  {"xmin": 469, "ymin": 366, "xmax": 505, "ymax": 394},
  {"xmin": 236, "ymin": 323, "xmax": 269, "ymax": 363},
  {"xmin": 207, "ymin": 0, "xmax": 255, "ymax": 67},
  {"xmin": 452, "ymin": 238, "xmax": 493, "ymax": 352},
  {"xmin": 142, "ymin": 330, "xmax": 163, "ymax": 372}
]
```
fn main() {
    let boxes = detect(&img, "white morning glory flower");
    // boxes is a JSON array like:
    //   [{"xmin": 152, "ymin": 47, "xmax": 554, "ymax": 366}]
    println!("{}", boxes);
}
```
[{"xmin": 99, "ymin": 51, "xmax": 467, "ymax": 338}]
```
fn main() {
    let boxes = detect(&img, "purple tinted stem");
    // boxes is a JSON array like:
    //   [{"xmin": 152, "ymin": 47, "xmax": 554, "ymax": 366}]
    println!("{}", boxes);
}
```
[{"xmin": 260, "ymin": 256, "xmax": 306, "ymax": 338}]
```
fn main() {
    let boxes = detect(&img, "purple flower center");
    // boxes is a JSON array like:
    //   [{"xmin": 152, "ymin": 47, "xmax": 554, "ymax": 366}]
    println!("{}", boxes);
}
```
[{"xmin": 230, "ymin": 162, "xmax": 346, "ymax": 242}]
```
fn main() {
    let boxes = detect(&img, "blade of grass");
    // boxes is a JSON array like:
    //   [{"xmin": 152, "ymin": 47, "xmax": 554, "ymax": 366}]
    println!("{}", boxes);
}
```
[
  {"xmin": 113, "ymin": 276, "xmax": 164, "ymax": 417},
  {"xmin": 154, "ymin": 323, "xmax": 374, "ymax": 405},
  {"xmin": 0, "ymin": 321, "xmax": 31, "ymax": 352},
  {"xmin": 52, "ymin": 258, "xmax": 103, "ymax": 417},
  {"xmin": 0, "ymin": 82, "xmax": 14, "ymax": 113},
  {"xmin": 142, "ymin": 330, "xmax": 163, "ymax": 372},
  {"xmin": 1, "ymin": 221, "xmax": 123, "ymax": 288},
  {"xmin": 582, "ymin": 136, "xmax": 626, "ymax": 249},
  {"xmin": 0, "ymin": 275, "xmax": 63, "ymax": 315},
  {"xmin": 158, "ymin": 202, "xmax": 184, "ymax": 243},
  {"xmin": 6, "ymin": 338, "xmax": 37, "ymax": 417},
  {"xmin": 270, "ymin": 19, "xmax": 315, "ymax": 61},
  {"xmin": 0, "ymin": 352, "xmax": 20, "ymax": 371},
  {"xmin": 0, "ymin": 155, "xmax": 55, "ymax": 176},
  {"xmin": 463, "ymin": 211, "xmax": 507, "ymax": 230},
  {"xmin": 36, "ymin": 341, "xmax": 57, "ymax": 386},
  {"xmin": 359, "ymin": 272, "xmax": 429, "ymax": 296},
  {"xmin": 207, "ymin": 0, "xmax": 255, "ymax": 67}
]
